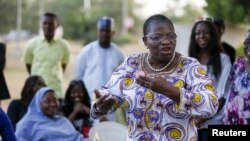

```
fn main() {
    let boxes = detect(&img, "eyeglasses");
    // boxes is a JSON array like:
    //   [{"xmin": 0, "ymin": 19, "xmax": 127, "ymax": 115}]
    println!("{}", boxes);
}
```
[{"xmin": 146, "ymin": 33, "xmax": 177, "ymax": 43}]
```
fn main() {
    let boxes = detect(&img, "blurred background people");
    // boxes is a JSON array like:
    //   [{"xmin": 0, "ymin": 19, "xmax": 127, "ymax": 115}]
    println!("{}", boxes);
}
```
[
  {"xmin": 0, "ymin": 42, "xmax": 10, "ymax": 107},
  {"xmin": 75, "ymin": 16, "xmax": 125, "ymax": 123},
  {"xmin": 15, "ymin": 87, "xmax": 84, "ymax": 141},
  {"xmin": 75, "ymin": 16, "xmax": 124, "ymax": 100},
  {"xmin": 213, "ymin": 17, "xmax": 236, "ymax": 65},
  {"xmin": 22, "ymin": 12, "xmax": 70, "ymax": 99},
  {"xmin": 7, "ymin": 75, "xmax": 45, "ymax": 130},
  {"xmin": 223, "ymin": 29, "xmax": 250, "ymax": 125},
  {"xmin": 188, "ymin": 19, "xmax": 231, "ymax": 141},
  {"xmin": 60, "ymin": 80, "xmax": 91, "ymax": 138}
]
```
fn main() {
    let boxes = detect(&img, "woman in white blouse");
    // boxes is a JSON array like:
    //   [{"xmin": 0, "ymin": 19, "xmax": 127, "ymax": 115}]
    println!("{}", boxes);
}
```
[{"xmin": 188, "ymin": 18, "xmax": 232, "ymax": 141}]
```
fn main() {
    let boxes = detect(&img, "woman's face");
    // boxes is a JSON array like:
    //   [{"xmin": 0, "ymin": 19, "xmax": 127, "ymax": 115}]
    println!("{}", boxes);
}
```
[
  {"xmin": 144, "ymin": 22, "xmax": 176, "ymax": 61},
  {"xmin": 195, "ymin": 22, "xmax": 211, "ymax": 49},
  {"xmin": 41, "ymin": 91, "xmax": 59, "ymax": 117},
  {"xmin": 70, "ymin": 84, "xmax": 85, "ymax": 104},
  {"xmin": 244, "ymin": 31, "xmax": 250, "ymax": 58}
]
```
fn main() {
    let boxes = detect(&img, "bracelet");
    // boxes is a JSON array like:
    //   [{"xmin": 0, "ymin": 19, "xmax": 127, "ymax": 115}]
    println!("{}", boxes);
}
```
[{"xmin": 94, "ymin": 104, "xmax": 106, "ymax": 115}]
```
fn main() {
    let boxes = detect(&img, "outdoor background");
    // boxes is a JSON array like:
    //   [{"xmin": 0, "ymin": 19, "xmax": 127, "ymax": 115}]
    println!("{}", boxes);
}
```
[{"xmin": 1, "ymin": 0, "xmax": 249, "ymax": 111}]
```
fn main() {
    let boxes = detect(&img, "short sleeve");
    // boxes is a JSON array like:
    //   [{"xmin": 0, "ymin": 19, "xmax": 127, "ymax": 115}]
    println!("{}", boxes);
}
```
[
  {"xmin": 22, "ymin": 39, "xmax": 35, "ymax": 64},
  {"xmin": 61, "ymin": 40, "xmax": 70, "ymax": 64}
]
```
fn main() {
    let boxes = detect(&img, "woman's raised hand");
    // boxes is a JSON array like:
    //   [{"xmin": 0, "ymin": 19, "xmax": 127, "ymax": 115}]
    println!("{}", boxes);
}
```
[
  {"xmin": 94, "ymin": 89, "xmax": 115, "ymax": 114},
  {"xmin": 136, "ymin": 71, "xmax": 169, "ymax": 93}
]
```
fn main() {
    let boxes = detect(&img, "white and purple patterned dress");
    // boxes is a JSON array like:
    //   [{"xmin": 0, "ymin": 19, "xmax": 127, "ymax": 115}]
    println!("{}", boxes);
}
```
[
  {"xmin": 224, "ymin": 57, "xmax": 250, "ymax": 125},
  {"xmin": 91, "ymin": 53, "xmax": 218, "ymax": 141}
]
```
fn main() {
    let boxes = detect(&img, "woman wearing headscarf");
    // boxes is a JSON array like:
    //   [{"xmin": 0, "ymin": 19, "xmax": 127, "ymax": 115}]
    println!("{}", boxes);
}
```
[
  {"xmin": 15, "ymin": 87, "xmax": 85, "ymax": 141},
  {"xmin": 7, "ymin": 75, "xmax": 46, "ymax": 130}
]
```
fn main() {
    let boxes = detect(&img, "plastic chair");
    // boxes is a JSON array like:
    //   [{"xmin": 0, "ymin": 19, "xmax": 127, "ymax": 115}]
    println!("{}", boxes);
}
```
[{"xmin": 89, "ymin": 121, "xmax": 127, "ymax": 141}]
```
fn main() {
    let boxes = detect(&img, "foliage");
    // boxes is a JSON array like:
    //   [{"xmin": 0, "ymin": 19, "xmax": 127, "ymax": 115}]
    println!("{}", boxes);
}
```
[
  {"xmin": 236, "ymin": 43, "xmax": 244, "ymax": 58},
  {"xmin": 0, "ymin": 0, "xmax": 141, "ymax": 45},
  {"xmin": 205, "ymin": 0, "xmax": 250, "ymax": 24},
  {"xmin": 113, "ymin": 33, "xmax": 138, "ymax": 45},
  {"xmin": 167, "ymin": 3, "xmax": 205, "ymax": 23},
  {"xmin": 0, "ymin": 0, "xmax": 17, "ymax": 33},
  {"xmin": 43, "ymin": 0, "xmax": 141, "ymax": 44}
]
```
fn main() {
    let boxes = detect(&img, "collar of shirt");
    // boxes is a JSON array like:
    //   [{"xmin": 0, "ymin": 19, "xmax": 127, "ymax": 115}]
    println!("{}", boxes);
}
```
[{"xmin": 40, "ymin": 35, "xmax": 58, "ymax": 43}]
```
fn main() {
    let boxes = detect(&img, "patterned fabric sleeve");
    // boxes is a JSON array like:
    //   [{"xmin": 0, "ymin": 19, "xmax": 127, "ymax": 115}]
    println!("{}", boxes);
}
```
[
  {"xmin": 228, "ymin": 57, "xmax": 243, "ymax": 81},
  {"xmin": 177, "ymin": 60, "xmax": 219, "ymax": 118},
  {"xmin": 90, "ymin": 55, "xmax": 132, "ymax": 119}
]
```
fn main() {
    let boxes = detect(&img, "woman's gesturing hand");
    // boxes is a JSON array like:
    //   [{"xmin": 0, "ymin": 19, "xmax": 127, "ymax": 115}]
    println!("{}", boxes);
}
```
[
  {"xmin": 94, "ymin": 89, "xmax": 115, "ymax": 114},
  {"xmin": 136, "ymin": 71, "xmax": 180, "ymax": 103},
  {"xmin": 136, "ymin": 71, "xmax": 169, "ymax": 94}
]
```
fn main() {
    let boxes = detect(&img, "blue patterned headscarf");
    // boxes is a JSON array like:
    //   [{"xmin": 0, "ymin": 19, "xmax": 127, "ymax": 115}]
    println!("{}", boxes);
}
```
[{"xmin": 15, "ymin": 87, "xmax": 84, "ymax": 141}]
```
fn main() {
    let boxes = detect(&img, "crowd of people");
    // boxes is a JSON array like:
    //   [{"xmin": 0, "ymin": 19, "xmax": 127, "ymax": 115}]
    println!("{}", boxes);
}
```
[{"xmin": 0, "ymin": 12, "xmax": 249, "ymax": 141}]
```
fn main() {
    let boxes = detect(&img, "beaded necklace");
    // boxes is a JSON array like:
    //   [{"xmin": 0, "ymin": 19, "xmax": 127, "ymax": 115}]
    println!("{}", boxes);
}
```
[{"xmin": 146, "ymin": 52, "xmax": 175, "ymax": 72}]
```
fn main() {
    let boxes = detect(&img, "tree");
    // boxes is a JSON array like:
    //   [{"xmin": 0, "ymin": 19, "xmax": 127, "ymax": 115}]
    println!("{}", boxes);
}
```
[
  {"xmin": 0, "ymin": 0, "xmax": 141, "ymax": 44},
  {"xmin": 45, "ymin": 0, "xmax": 141, "ymax": 44},
  {"xmin": 166, "ymin": 3, "xmax": 205, "ymax": 23},
  {"xmin": 205, "ymin": 0, "xmax": 250, "ymax": 24},
  {"xmin": 0, "ymin": 0, "xmax": 17, "ymax": 33}
]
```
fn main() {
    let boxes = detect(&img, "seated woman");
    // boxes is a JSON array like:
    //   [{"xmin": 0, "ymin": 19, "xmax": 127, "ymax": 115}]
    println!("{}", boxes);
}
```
[
  {"xmin": 15, "ymin": 87, "xmax": 85, "ymax": 141},
  {"xmin": 60, "ymin": 80, "xmax": 91, "ymax": 138},
  {"xmin": 7, "ymin": 75, "xmax": 46, "ymax": 130}
]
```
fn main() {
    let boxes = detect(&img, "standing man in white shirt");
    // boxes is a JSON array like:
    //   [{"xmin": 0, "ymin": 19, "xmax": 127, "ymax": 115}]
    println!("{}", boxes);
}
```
[
  {"xmin": 75, "ymin": 17, "xmax": 125, "ymax": 122},
  {"xmin": 75, "ymin": 16, "xmax": 124, "ymax": 100}
]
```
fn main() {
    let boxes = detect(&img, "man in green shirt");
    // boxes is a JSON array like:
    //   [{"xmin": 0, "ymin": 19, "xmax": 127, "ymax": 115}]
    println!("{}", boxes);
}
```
[{"xmin": 23, "ymin": 12, "xmax": 70, "ymax": 99}]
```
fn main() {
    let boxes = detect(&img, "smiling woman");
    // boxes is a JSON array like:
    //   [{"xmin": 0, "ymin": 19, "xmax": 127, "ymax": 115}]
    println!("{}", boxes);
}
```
[
  {"xmin": 15, "ymin": 87, "xmax": 85, "ymax": 141},
  {"xmin": 188, "ymin": 19, "xmax": 232, "ymax": 141}
]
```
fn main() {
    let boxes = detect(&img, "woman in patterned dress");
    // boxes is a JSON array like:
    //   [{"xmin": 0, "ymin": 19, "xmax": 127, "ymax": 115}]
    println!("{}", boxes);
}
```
[
  {"xmin": 91, "ymin": 14, "xmax": 219, "ymax": 141},
  {"xmin": 223, "ymin": 29, "xmax": 250, "ymax": 125}
]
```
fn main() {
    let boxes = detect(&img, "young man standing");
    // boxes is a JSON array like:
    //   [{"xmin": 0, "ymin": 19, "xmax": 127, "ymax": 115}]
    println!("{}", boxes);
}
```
[{"xmin": 23, "ymin": 13, "xmax": 70, "ymax": 99}]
